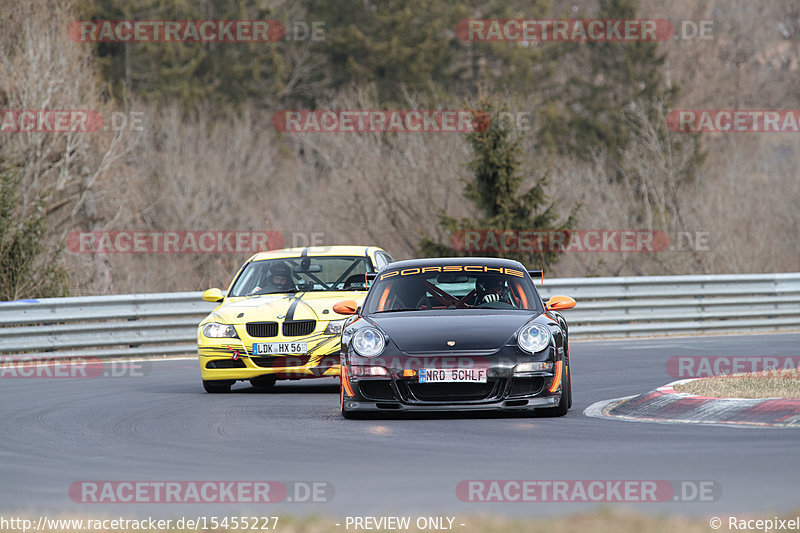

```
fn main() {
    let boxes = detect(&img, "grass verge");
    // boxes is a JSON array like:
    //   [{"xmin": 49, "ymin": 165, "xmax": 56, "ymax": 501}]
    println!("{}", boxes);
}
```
[{"xmin": 674, "ymin": 370, "xmax": 800, "ymax": 399}]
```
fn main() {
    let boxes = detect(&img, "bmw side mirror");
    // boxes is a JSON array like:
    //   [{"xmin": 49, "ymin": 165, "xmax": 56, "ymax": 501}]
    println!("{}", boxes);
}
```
[{"xmin": 202, "ymin": 288, "xmax": 225, "ymax": 303}]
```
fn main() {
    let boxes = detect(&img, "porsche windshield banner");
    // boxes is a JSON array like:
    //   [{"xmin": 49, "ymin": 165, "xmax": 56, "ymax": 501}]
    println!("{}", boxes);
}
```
[{"xmin": 378, "ymin": 265, "xmax": 525, "ymax": 280}]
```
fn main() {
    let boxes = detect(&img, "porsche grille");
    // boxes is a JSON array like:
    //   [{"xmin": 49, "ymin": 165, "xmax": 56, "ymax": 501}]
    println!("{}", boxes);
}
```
[{"xmin": 405, "ymin": 381, "xmax": 500, "ymax": 402}]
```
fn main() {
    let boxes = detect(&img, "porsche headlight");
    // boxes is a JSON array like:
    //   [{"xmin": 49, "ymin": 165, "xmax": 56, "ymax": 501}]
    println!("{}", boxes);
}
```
[
  {"xmin": 517, "ymin": 323, "xmax": 551, "ymax": 354},
  {"xmin": 324, "ymin": 319, "xmax": 348, "ymax": 335},
  {"xmin": 202, "ymin": 322, "xmax": 238, "ymax": 338},
  {"xmin": 352, "ymin": 327, "xmax": 385, "ymax": 358}
]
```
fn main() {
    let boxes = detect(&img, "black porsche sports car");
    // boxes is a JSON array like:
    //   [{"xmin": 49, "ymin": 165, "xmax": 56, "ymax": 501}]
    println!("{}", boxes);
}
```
[{"xmin": 333, "ymin": 257, "xmax": 576, "ymax": 418}]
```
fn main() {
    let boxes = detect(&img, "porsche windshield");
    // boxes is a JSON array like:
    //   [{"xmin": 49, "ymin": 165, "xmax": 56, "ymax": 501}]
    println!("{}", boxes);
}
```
[
  {"xmin": 229, "ymin": 256, "xmax": 371, "ymax": 296},
  {"xmin": 363, "ymin": 268, "xmax": 542, "ymax": 313}
]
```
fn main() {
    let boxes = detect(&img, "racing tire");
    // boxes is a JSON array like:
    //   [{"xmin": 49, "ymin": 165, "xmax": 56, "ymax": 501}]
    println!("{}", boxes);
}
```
[
  {"xmin": 250, "ymin": 376, "xmax": 277, "ymax": 391},
  {"xmin": 540, "ymin": 360, "xmax": 571, "ymax": 417},
  {"xmin": 203, "ymin": 380, "xmax": 234, "ymax": 393},
  {"xmin": 565, "ymin": 347, "xmax": 573, "ymax": 409}
]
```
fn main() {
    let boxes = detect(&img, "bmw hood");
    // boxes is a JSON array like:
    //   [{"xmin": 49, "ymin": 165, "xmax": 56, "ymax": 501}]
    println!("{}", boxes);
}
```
[
  {"xmin": 209, "ymin": 292, "xmax": 366, "ymax": 325},
  {"xmin": 369, "ymin": 311, "xmax": 538, "ymax": 352}
]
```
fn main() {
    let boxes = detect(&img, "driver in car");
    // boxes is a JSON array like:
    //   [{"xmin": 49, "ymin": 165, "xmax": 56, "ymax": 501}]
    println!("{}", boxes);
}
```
[
  {"xmin": 250, "ymin": 263, "xmax": 296, "ymax": 294},
  {"xmin": 388, "ymin": 277, "xmax": 428, "ymax": 310},
  {"xmin": 474, "ymin": 275, "xmax": 513, "ymax": 305}
]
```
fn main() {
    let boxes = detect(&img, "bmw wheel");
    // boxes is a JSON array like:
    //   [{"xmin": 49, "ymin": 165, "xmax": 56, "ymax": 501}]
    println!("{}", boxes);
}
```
[
  {"xmin": 203, "ymin": 380, "xmax": 234, "ymax": 393},
  {"xmin": 250, "ymin": 376, "xmax": 277, "ymax": 391}
]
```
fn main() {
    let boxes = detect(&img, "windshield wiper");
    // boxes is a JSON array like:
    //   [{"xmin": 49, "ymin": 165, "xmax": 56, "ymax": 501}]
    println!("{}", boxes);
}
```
[{"xmin": 242, "ymin": 289, "xmax": 297, "ymax": 297}]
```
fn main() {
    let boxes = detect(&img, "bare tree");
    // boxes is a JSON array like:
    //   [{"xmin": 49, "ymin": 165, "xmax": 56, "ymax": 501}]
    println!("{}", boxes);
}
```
[{"xmin": 0, "ymin": 0, "xmax": 139, "ymax": 296}]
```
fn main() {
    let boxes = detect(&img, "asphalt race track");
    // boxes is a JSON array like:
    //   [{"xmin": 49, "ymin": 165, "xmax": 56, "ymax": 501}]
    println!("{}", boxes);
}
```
[{"xmin": 1, "ymin": 333, "xmax": 798, "ymax": 519}]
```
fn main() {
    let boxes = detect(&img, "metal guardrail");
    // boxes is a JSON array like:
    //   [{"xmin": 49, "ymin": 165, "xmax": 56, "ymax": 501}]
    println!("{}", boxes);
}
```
[
  {"xmin": 539, "ymin": 272, "xmax": 800, "ymax": 337},
  {"xmin": 0, "ymin": 292, "xmax": 215, "ymax": 360},
  {"xmin": 1, "ymin": 273, "xmax": 799, "ymax": 360}
]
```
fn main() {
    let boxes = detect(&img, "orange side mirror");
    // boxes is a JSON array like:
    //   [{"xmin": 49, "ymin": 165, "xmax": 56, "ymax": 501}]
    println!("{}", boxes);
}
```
[
  {"xmin": 333, "ymin": 300, "xmax": 359, "ymax": 315},
  {"xmin": 546, "ymin": 295, "xmax": 576, "ymax": 311}
]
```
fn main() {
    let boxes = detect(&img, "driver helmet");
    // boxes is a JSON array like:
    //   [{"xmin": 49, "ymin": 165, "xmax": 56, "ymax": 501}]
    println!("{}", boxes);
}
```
[{"xmin": 268, "ymin": 263, "xmax": 293, "ymax": 290}]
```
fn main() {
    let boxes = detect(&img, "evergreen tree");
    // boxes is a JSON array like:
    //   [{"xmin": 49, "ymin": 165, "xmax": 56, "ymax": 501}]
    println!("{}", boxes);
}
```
[
  {"xmin": 77, "ymin": 0, "xmax": 315, "ymax": 110},
  {"xmin": 306, "ymin": 0, "xmax": 554, "ymax": 105},
  {"xmin": 0, "ymin": 169, "xmax": 70, "ymax": 301},
  {"xmin": 538, "ymin": 0, "xmax": 677, "ymax": 172},
  {"xmin": 419, "ymin": 93, "xmax": 577, "ymax": 270},
  {"xmin": 80, "ymin": 0, "xmax": 557, "ymax": 109},
  {"xmin": 535, "ymin": 0, "xmax": 705, "ymax": 234}
]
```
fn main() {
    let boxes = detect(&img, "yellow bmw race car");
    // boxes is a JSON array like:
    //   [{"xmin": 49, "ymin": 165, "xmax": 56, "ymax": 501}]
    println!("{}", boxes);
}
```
[{"xmin": 197, "ymin": 245, "xmax": 394, "ymax": 393}]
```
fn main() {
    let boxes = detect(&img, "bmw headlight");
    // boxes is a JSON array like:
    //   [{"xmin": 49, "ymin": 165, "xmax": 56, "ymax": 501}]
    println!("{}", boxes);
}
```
[
  {"xmin": 352, "ymin": 327, "xmax": 385, "ymax": 357},
  {"xmin": 202, "ymin": 322, "xmax": 239, "ymax": 338},
  {"xmin": 324, "ymin": 319, "xmax": 348, "ymax": 335},
  {"xmin": 517, "ymin": 323, "xmax": 551, "ymax": 354}
]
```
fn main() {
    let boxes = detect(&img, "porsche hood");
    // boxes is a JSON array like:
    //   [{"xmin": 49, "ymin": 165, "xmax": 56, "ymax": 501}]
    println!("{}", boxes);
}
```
[{"xmin": 368, "ymin": 311, "xmax": 538, "ymax": 352}]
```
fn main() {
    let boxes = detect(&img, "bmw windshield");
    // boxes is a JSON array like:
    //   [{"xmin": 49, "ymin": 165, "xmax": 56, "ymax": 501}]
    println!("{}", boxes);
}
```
[{"xmin": 229, "ymin": 256, "xmax": 371, "ymax": 296}]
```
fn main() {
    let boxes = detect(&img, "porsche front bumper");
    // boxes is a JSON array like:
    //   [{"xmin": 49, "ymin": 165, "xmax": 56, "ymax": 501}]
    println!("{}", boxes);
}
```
[
  {"xmin": 342, "ymin": 396, "xmax": 558, "ymax": 412},
  {"xmin": 341, "ymin": 370, "xmax": 562, "ymax": 412}
]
